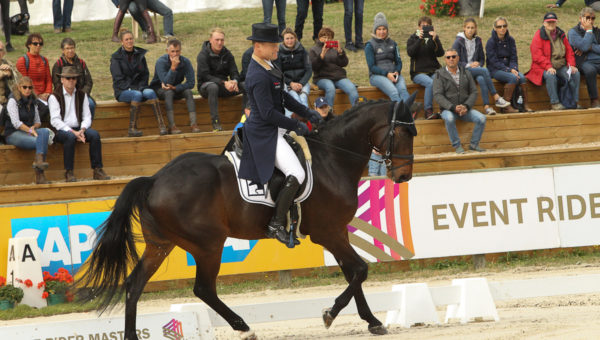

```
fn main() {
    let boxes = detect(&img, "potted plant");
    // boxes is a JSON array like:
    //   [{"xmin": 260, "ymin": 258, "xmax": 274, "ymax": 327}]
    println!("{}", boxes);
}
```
[
  {"xmin": 0, "ymin": 276, "xmax": 24, "ymax": 310},
  {"xmin": 41, "ymin": 268, "xmax": 73, "ymax": 306}
]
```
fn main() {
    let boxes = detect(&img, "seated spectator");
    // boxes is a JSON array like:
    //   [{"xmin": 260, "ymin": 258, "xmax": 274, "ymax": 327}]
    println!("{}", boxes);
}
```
[
  {"xmin": 197, "ymin": 27, "xmax": 244, "ymax": 132},
  {"xmin": 277, "ymin": 27, "xmax": 312, "ymax": 118},
  {"xmin": 366, "ymin": 12, "xmax": 422, "ymax": 115},
  {"xmin": 407, "ymin": 16, "xmax": 444, "ymax": 119},
  {"xmin": 433, "ymin": 49, "xmax": 487, "ymax": 154},
  {"xmin": 486, "ymin": 17, "xmax": 532, "ymax": 113},
  {"xmin": 4, "ymin": 77, "xmax": 51, "ymax": 184},
  {"xmin": 51, "ymin": 38, "xmax": 96, "ymax": 118},
  {"xmin": 110, "ymin": 29, "xmax": 167, "ymax": 137},
  {"xmin": 0, "ymin": 40, "xmax": 17, "ymax": 111},
  {"xmin": 111, "ymin": 0, "xmax": 157, "ymax": 43},
  {"xmin": 547, "ymin": 0, "xmax": 600, "ymax": 11},
  {"xmin": 309, "ymin": 26, "xmax": 358, "ymax": 109},
  {"xmin": 452, "ymin": 18, "xmax": 510, "ymax": 115},
  {"xmin": 49, "ymin": 66, "xmax": 110, "ymax": 182},
  {"xmin": 568, "ymin": 7, "xmax": 600, "ymax": 108},
  {"xmin": 526, "ymin": 12, "xmax": 580, "ymax": 110},
  {"xmin": 313, "ymin": 96, "xmax": 334, "ymax": 121},
  {"xmin": 16, "ymin": 33, "xmax": 51, "ymax": 123},
  {"xmin": 111, "ymin": 0, "xmax": 174, "ymax": 40},
  {"xmin": 150, "ymin": 38, "xmax": 197, "ymax": 134}
]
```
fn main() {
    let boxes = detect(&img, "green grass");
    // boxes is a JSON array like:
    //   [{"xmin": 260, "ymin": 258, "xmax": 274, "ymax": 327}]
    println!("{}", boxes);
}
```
[{"xmin": 7, "ymin": 0, "xmax": 586, "ymax": 101}]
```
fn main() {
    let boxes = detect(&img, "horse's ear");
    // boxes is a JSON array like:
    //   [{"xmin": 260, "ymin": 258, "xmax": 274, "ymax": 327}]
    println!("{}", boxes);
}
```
[{"xmin": 406, "ymin": 91, "xmax": 418, "ymax": 111}]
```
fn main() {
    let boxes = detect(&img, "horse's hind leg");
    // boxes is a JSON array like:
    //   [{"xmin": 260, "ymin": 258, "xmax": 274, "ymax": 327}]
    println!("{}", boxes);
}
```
[{"xmin": 124, "ymin": 241, "xmax": 174, "ymax": 340}]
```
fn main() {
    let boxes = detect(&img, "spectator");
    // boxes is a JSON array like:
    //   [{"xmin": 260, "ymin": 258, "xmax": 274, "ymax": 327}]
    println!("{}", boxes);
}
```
[
  {"xmin": 0, "ymin": 40, "xmax": 18, "ymax": 109},
  {"xmin": 568, "ymin": 7, "xmax": 600, "ymax": 108},
  {"xmin": 433, "ymin": 49, "xmax": 487, "ymax": 154},
  {"xmin": 295, "ymin": 0, "xmax": 324, "ymax": 43},
  {"xmin": 486, "ymin": 16, "xmax": 532, "ymax": 113},
  {"xmin": 197, "ymin": 27, "xmax": 243, "ymax": 132},
  {"xmin": 110, "ymin": 0, "xmax": 174, "ymax": 40},
  {"xmin": 366, "ymin": 12, "xmax": 423, "ymax": 115},
  {"xmin": 277, "ymin": 27, "xmax": 312, "ymax": 118},
  {"xmin": 111, "ymin": 0, "xmax": 157, "ymax": 44},
  {"xmin": 547, "ymin": 0, "xmax": 600, "ymax": 11},
  {"xmin": 52, "ymin": 0, "xmax": 73, "ymax": 33},
  {"xmin": 110, "ymin": 29, "xmax": 167, "ymax": 137},
  {"xmin": 240, "ymin": 46, "xmax": 254, "ymax": 111},
  {"xmin": 368, "ymin": 150, "xmax": 386, "ymax": 176},
  {"xmin": 51, "ymin": 38, "xmax": 95, "ymax": 118},
  {"xmin": 526, "ymin": 12, "xmax": 580, "ymax": 110},
  {"xmin": 407, "ymin": 16, "xmax": 444, "ymax": 119},
  {"xmin": 452, "ymin": 18, "xmax": 510, "ymax": 115},
  {"xmin": 150, "ymin": 38, "xmax": 198, "ymax": 134},
  {"xmin": 262, "ymin": 0, "xmax": 286, "ymax": 35},
  {"xmin": 16, "ymin": 33, "xmax": 51, "ymax": 123},
  {"xmin": 313, "ymin": 96, "xmax": 334, "ymax": 121},
  {"xmin": 4, "ymin": 77, "xmax": 51, "ymax": 184},
  {"xmin": 309, "ymin": 26, "xmax": 358, "ymax": 109},
  {"xmin": 49, "ymin": 66, "xmax": 109, "ymax": 182},
  {"xmin": 343, "ymin": 0, "xmax": 364, "ymax": 52}
]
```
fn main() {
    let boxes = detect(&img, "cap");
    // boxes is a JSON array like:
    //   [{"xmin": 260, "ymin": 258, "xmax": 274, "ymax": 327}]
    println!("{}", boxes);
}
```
[
  {"xmin": 544, "ymin": 12, "xmax": 558, "ymax": 22},
  {"xmin": 314, "ymin": 97, "xmax": 329, "ymax": 108}
]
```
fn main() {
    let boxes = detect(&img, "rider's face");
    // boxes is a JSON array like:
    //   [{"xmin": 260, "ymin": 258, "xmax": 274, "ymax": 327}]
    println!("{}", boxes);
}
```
[{"xmin": 255, "ymin": 42, "xmax": 279, "ymax": 61}]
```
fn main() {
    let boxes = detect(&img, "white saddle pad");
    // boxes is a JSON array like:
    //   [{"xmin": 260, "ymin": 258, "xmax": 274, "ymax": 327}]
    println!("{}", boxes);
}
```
[{"xmin": 225, "ymin": 151, "xmax": 314, "ymax": 207}]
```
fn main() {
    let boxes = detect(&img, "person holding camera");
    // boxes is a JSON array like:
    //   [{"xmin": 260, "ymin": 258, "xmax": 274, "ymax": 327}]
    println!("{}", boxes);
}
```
[
  {"xmin": 407, "ymin": 16, "xmax": 444, "ymax": 119},
  {"xmin": 309, "ymin": 26, "xmax": 358, "ymax": 109}
]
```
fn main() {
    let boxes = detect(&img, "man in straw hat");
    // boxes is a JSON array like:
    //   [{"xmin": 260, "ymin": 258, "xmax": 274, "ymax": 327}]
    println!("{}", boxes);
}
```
[
  {"xmin": 238, "ymin": 23, "xmax": 322, "ymax": 246},
  {"xmin": 49, "ymin": 66, "xmax": 110, "ymax": 182}
]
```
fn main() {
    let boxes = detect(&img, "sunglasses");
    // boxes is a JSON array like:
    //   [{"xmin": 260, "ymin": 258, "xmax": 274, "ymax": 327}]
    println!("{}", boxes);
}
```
[
  {"xmin": 31, "ymin": 42, "xmax": 43, "ymax": 46},
  {"xmin": 586, "ymin": 16, "xmax": 596, "ymax": 20},
  {"xmin": 21, "ymin": 85, "xmax": 33, "ymax": 90},
  {"xmin": 495, "ymin": 24, "xmax": 508, "ymax": 28},
  {"xmin": 445, "ymin": 55, "xmax": 458, "ymax": 59},
  {"xmin": 64, "ymin": 77, "xmax": 77, "ymax": 80}
]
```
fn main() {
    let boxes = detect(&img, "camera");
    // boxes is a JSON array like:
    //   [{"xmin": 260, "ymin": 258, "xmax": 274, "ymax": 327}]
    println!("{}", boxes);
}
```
[
  {"xmin": 422, "ymin": 25, "xmax": 434, "ymax": 37},
  {"xmin": 325, "ymin": 40, "xmax": 339, "ymax": 49}
]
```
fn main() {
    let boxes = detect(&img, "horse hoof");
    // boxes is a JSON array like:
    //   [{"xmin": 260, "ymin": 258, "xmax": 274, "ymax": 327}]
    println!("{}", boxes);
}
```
[
  {"xmin": 368, "ymin": 324, "xmax": 388, "ymax": 335},
  {"xmin": 322, "ymin": 307, "xmax": 335, "ymax": 329},
  {"xmin": 239, "ymin": 329, "xmax": 257, "ymax": 340}
]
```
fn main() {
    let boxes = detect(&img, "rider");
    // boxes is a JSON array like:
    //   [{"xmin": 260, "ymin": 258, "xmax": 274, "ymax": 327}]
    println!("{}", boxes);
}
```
[{"xmin": 239, "ymin": 23, "xmax": 322, "ymax": 245}]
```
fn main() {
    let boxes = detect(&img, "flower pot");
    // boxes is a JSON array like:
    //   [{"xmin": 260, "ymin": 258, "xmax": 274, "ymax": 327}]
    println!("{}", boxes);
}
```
[
  {"xmin": 47, "ymin": 293, "xmax": 66, "ymax": 306},
  {"xmin": 0, "ymin": 300, "xmax": 14, "ymax": 310}
]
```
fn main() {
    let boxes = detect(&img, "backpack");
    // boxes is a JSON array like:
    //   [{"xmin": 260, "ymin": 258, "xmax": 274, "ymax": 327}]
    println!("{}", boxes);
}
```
[
  {"xmin": 10, "ymin": 13, "xmax": 29, "ymax": 36},
  {"xmin": 558, "ymin": 77, "xmax": 577, "ymax": 109},
  {"xmin": 511, "ymin": 85, "xmax": 526, "ymax": 112}
]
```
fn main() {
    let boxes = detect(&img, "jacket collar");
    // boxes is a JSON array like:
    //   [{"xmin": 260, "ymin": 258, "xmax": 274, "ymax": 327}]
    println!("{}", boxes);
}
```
[
  {"xmin": 491, "ymin": 29, "xmax": 512, "ymax": 42},
  {"xmin": 115, "ymin": 46, "xmax": 147, "ymax": 60},
  {"xmin": 251, "ymin": 54, "xmax": 283, "ymax": 79},
  {"xmin": 539, "ymin": 25, "xmax": 566, "ymax": 41},
  {"xmin": 203, "ymin": 41, "xmax": 230, "ymax": 57}
]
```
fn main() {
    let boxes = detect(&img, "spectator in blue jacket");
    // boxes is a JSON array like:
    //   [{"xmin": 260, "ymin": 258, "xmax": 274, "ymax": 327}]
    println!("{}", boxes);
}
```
[
  {"xmin": 150, "ymin": 39, "xmax": 197, "ymax": 134},
  {"xmin": 485, "ymin": 16, "xmax": 531, "ymax": 113},
  {"xmin": 569, "ymin": 7, "xmax": 600, "ymax": 108},
  {"xmin": 453, "ymin": 18, "xmax": 510, "ymax": 115},
  {"xmin": 277, "ymin": 27, "xmax": 312, "ymax": 117},
  {"xmin": 365, "ymin": 12, "xmax": 422, "ymax": 116},
  {"xmin": 547, "ymin": 0, "xmax": 600, "ymax": 11}
]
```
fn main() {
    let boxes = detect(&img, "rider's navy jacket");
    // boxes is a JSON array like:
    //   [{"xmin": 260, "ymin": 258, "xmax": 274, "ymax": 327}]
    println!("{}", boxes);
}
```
[{"xmin": 238, "ymin": 55, "xmax": 312, "ymax": 185}]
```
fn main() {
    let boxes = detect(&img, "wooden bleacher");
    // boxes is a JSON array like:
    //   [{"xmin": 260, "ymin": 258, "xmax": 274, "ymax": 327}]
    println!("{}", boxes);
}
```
[{"xmin": 1, "ymin": 79, "xmax": 600, "ymax": 205}]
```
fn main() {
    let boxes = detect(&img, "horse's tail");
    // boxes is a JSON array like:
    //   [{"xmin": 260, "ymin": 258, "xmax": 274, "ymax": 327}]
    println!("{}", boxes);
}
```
[{"xmin": 76, "ymin": 176, "xmax": 155, "ymax": 313}]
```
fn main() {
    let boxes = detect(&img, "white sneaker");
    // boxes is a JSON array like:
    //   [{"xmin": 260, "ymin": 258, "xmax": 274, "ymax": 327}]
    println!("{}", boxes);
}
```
[
  {"xmin": 495, "ymin": 97, "xmax": 510, "ymax": 108},
  {"xmin": 485, "ymin": 107, "xmax": 496, "ymax": 115}
]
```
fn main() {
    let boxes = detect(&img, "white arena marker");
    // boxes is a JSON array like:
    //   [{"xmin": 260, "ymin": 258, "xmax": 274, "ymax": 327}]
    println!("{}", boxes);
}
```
[
  {"xmin": 445, "ymin": 278, "xmax": 499, "ymax": 324},
  {"xmin": 6, "ymin": 237, "xmax": 45, "ymax": 308},
  {"xmin": 385, "ymin": 283, "xmax": 439, "ymax": 328},
  {"xmin": 171, "ymin": 303, "xmax": 215, "ymax": 340}
]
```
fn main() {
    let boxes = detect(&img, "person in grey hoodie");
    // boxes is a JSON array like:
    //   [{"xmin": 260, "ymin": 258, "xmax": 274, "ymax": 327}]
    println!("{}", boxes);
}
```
[
  {"xmin": 452, "ymin": 18, "xmax": 510, "ymax": 115},
  {"xmin": 433, "ymin": 48, "xmax": 487, "ymax": 154}
]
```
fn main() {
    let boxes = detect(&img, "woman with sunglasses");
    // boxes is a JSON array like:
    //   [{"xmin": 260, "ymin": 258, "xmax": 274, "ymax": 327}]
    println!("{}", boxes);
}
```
[
  {"xmin": 568, "ymin": 7, "xmax": 600, "ymax": 108},
  {"xmin": 16, "ymin": 33, "xmax": 52, "ymax": 121},
  {"xmin": 485, "ymin": 17, "xmax": 532, "ymax": 113},
  {"xmin": 4, "ymin": 77, "xmax": 52, "ymax": 184},
  {"xmin": 453, "ymin": 18, "xmax": 510, "ymax": 115}
]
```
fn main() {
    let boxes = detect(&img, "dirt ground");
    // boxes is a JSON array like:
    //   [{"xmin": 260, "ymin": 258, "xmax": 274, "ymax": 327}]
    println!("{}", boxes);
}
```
[{"xmin": 2, "ymin": 264, "xmax": 600, "ymax": 339}]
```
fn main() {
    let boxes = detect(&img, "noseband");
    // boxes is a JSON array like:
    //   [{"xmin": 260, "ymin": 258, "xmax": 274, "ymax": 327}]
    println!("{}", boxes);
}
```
[{"xmin": 372, "ymin": 102, "xmax": 417, "ymax": 171}]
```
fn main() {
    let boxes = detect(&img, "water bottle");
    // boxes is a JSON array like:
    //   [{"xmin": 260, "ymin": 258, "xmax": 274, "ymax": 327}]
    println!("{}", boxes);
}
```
[{"xmin": 517, "ymin": 95, "xmax": 523, "ymax": 105}]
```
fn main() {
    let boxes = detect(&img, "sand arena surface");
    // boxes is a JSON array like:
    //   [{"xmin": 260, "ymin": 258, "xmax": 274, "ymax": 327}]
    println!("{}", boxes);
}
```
[{"xmin": 2, "ymin": 264, "xmax": 600, "ymax": 339}]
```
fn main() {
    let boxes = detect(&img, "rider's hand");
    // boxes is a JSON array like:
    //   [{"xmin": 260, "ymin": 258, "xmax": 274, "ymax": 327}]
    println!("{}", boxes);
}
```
[
  {"xmin": 295, "ymin": 122, "xmax": 309, "ymax": 136},
  {"xmin": 308, "ymin": 110, "xmax": 323, "ymax": 124}
]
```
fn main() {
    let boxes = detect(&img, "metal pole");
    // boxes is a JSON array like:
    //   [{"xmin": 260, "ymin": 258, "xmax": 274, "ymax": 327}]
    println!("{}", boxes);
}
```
[{"xmin": 479, "ymin": 0, "xmax": 486, "ymax": 18}]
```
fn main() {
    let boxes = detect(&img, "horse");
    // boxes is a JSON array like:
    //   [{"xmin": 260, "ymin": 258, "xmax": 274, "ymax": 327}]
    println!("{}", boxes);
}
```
[{"xmin": 77, "ymin": 94, "xmax": 418, "ymax": 339}]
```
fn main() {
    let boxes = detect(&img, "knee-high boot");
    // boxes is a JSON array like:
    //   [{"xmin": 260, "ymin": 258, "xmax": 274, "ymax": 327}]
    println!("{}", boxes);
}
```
[
  {"xmin": 128, "ymin": 102, "xmax": 143, "ymax": 137},
  {"xmin": 111, "ymin": 10, "xmax": 126, "ymax": 43},
  {"xmin": 266, "ymin": 175, "xmax": 301, "ymax": 246},
  {"xmin": 148, "ymin": 99, "xmax": 167, "ymax": 135},
  {"xmin": 501, "ymin": 84, "xmax": 519, "ymax": 113},
  {"xmin": 141, "ymin": 10, "xmax": 157, "ymax": 44},
  {"xmin": 520, "ymin": 85, "xmax": 534, "ymax": 112}
]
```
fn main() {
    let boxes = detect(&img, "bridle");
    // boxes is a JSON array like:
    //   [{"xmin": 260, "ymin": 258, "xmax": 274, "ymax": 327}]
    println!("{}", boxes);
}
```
[{"xmin": 371, "ymin": 101, "xmax": 417, "ymax": 171}]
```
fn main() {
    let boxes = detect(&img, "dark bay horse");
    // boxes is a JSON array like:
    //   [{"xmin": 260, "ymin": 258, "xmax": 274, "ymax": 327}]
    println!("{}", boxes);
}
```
[{"xmin": 77, "ymin": 95, "xmax": 417, "ymax": 339}]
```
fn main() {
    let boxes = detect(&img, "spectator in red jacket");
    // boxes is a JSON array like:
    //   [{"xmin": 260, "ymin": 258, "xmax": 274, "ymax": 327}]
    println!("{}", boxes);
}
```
[
  {"xmin": 526, "ymin": 12, "xmax": 580, "ymax": 110},
  {"xmin": 16, "ymin": 33, "xmax": 52, "ymax": 123}
]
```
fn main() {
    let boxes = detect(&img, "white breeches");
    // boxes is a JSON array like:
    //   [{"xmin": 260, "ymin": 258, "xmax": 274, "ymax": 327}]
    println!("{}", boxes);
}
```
[{"xmin": 274, "ymin": 128, "xmax": 305, "ymax": 184}]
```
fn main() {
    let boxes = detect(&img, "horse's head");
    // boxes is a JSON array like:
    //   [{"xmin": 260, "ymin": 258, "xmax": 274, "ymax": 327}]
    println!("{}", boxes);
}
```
[{"xmin": 370, "ymin": 93, "xmax": 417, "ymax": 183}]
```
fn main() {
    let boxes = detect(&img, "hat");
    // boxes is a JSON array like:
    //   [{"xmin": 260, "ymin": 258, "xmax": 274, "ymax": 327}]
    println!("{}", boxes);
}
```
[
  {"xmin": 544, "ymin": 12, "xmax": 558, "ymax": 22},
  {"xmin": 373, "ymin": 12, "xmax": 388, "ymax": 34},
  {"xmin": 247, "ymin": 23, "xmax": 282, "ymax": 43},
  {"xmin": 314, "ymin": 97, "xmax": 329, "ymax": 108},
  {"xmin": 58, "ymin": 66, "xmax": 80, "ymax": 77}
]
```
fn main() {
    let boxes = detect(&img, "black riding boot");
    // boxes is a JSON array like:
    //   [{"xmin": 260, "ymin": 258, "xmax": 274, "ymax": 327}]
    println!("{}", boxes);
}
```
[{"xmin": 266, "ymin": 175, "xmax": 300, "ymax": 246}]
